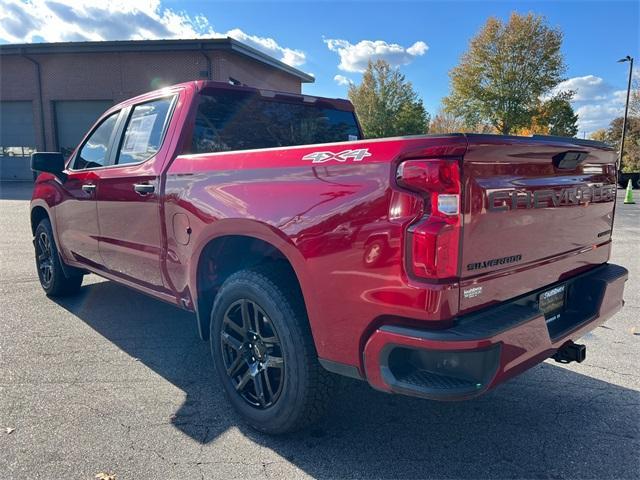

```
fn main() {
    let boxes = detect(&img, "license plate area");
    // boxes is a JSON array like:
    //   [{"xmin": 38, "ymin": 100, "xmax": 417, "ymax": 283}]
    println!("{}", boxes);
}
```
[{"xmin": 538, "ymin": 284, "xmax": 566, "ymax": 321}]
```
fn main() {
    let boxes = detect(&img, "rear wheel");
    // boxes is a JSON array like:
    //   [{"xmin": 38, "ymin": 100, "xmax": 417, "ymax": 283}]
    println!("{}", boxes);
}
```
[
  {"xmin": 210, "ymin": 267, "xmax": 333, "ymax": 434},
  {"xmin": 34, "ymin": 218, "xmax": 83, "ymax": 296}
]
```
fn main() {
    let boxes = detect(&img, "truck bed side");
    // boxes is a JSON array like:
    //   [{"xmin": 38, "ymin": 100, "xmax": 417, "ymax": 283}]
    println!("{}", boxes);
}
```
[{"xmin": 163, "ymin": 136, "xmax": 467, "ymax": 368}]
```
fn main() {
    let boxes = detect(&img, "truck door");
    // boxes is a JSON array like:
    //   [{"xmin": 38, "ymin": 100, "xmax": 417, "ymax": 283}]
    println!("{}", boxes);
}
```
[
  {"xmin": 55, "ymin": 110, "xmax": 121, "ymax": 268},
  {"xmin": 94, "ymin": 95, "xmax": 177, "ymax": 293}
]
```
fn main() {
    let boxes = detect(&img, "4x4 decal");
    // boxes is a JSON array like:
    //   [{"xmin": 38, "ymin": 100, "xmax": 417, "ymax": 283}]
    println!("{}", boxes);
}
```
[{"xmin": 302, "ymin": 148, "xmax": 372, "ymax": 164}]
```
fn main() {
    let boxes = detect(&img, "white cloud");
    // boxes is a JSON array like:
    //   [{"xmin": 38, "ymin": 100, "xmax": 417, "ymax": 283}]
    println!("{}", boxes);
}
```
[
  {"xmin": 406, "ymin": 41, "xmax": 428, "ymax": 56},
  {"xmin": 550, "ymin": 75, "xmax": 610, "ymax": 101},
  {"xmin": 574, "ymin": 102, "xmax": 624, "ymax": 133},
  {"xmin": 551, "ymin": 74, "xmax": 632, "ymax": 134},
  {"xmin": 0, "ymin": 0, "xmax": 306, "ymax": 66},
  {"xmin": 324, "ymin": 38, "xmax": 428, "ymax": 73},
  {"xmin": 333, "ymin": 74, "xmax": 352, "ymax": 86}
]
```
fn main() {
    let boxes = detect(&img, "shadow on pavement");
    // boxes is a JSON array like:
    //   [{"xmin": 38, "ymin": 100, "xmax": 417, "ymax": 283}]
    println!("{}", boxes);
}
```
[
  {"xmin": 0, "ymin": 181, "xmax": 34, "ymax": 200},
  {"xmin": 55, "ymin": 280, "xmax": 639, "ymax": 479}
]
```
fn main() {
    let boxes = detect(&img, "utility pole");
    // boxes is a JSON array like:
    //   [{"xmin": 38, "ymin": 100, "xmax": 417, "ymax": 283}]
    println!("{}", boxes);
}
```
[{"xmin": 617, "ymin": 55, "xmax": 634, "ymax": 172}]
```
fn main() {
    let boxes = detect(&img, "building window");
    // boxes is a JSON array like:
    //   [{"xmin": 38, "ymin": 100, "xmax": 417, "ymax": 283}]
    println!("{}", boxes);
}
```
[{"xmin": 0, "ymin": 146, "xmax": 36, "ymax": 157}]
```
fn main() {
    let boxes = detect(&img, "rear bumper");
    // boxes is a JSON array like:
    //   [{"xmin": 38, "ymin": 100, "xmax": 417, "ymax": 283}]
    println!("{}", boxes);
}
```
[{"xmin": 363, "ymin": 263, "xmax": 628, "ymax": 400}]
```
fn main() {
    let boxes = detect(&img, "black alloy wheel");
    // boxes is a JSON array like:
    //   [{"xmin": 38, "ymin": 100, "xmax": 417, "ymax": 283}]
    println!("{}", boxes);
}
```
[
  {"xmin": 34, "ymin": 218, "xmax": 83, "ymax": 296},
  {"xmin": 220, "ymin": 298, "xmax": 285, "ymax": 409},
  {"xmin": 36, "ymin": 230, "xmax": 54, "ymax": 289},
  {"xmin": 210, "ymin": 267, "xmax": 334, "ymax": 433}
]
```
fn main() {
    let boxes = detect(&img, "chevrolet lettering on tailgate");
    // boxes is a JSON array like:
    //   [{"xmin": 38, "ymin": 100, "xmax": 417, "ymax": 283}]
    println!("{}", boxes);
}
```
[{"xmin": 488, "ymin": 184, "xmax": 616, "ymax": 212}]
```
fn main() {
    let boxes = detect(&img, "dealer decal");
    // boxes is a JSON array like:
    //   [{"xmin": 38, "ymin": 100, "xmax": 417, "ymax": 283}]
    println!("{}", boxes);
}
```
[
  {"xmin": 463, "ymin": 286, "xmax": 483, "ymax": 299},
  {"xmin": 302, "ymin": 148, "xmax": 372, "ymax": 164}
]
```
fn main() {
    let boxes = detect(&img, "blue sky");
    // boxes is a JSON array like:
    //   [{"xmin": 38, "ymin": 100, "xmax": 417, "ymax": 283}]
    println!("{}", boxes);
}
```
[{"xmin": 1, "ymin": 0, "xmax": 638, "ymax": 134}]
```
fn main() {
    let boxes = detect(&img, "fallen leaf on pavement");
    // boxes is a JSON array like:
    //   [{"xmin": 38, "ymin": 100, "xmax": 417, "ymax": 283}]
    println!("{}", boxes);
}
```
[{"xmin": 95, "ymin": 472, "xmax": 116, "ymax": 480}]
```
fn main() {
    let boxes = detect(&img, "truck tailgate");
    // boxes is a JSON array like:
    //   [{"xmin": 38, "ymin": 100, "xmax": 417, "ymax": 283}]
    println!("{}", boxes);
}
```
[{"xmin": 459, "ymin": 135, "xmax": 617, "ymax": 313}]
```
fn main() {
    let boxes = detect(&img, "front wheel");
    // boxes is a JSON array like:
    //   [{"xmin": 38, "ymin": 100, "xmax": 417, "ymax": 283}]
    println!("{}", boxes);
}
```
[
  {"xmin": 210, "ymin": 267, "xmax": 333, "ymax": 434},
  {"xmin": 34, "ymin": 218, "xmax": 83, "ymax": 296}
]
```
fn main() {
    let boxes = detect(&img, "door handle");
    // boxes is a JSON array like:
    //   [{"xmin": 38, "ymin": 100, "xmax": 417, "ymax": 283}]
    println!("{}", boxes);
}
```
[
  {"xmin": 134, "ymin": 183, "xmax": 155, "ymax": 195},
  {"xmin": 81, "ymin": 184, "xmax": 96, "ymax": 193}
]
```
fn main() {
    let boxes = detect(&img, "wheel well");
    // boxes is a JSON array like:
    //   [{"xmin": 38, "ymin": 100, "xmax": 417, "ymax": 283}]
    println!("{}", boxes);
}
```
[
  {"xmin": 31, "ymin": 206, "xmax": 49, "ymax": 235},
  {"xmin": 196, "ymin": 235, "xmax": 306, "ymax": 340},
  {"xmin": 364, "ymin": 234, "xmax": 389, "ymax": 248}
]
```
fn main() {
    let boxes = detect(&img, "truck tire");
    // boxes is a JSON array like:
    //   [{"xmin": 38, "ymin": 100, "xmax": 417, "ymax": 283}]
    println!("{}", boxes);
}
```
[
  {"xmin": 209, "ymin": 267, "xmax": 333, "ymax": 434},
  {"xmin": 34, "ymin": 218, "xmax": 83, "ymax": 296}
]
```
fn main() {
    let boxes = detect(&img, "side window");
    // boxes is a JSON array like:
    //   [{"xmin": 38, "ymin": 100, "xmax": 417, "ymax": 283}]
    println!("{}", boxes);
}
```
[
  {"xmin": 116, "ymin": 97, "xmax": 174, "ymax": 165},
  {"xmin": 190, "ymin": 91, "xmax": 361, "ymax": 154},
  {"xmin": 192, "ymin": 93, "xmax": 245, "ymax": 153},
  {"xmin": 74, "ymin": 112, "xmax": 119, "ymax": 170}
]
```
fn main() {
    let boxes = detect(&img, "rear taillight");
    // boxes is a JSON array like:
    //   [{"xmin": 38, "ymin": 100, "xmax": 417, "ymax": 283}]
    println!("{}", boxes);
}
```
[{"xmin": 396, "ymin": 159, "xmax": 461, "ymax": 280}]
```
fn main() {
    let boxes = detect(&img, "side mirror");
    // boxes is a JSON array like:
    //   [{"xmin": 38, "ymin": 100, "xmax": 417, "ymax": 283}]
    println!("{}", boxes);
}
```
[{"xmin": 31, "ymin": 152, "xmax": 66, "ymax": 180}]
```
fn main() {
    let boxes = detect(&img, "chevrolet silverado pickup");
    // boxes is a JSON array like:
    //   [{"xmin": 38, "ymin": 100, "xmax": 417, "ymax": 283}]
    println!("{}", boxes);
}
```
[{"xmin": 30, "ymin": 81, "xmax": 628, "ymax": 434}]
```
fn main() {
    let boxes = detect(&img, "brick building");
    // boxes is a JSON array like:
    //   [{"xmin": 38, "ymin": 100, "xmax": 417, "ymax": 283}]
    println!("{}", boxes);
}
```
[{"xmin": 0, "ymin": 38, "xmax": 314, "ymax": 180}]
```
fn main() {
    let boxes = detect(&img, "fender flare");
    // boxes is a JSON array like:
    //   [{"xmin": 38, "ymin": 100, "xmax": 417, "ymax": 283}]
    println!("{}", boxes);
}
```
[
  {"xmin": 30, "ymin": 198, "xmax": 84, "ymax": 278},
  {"xmin": 189, "ymin": 219, "xmax": 317, "ymax": 341}
]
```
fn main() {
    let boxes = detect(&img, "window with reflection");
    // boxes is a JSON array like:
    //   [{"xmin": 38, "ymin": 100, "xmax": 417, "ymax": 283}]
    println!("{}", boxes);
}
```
[
  {"xmin": 74, "ymin": 112, "xmax": 119, "ymax": 169},
  {"xmin": 191, "ymin": 90, "xmax": 361, "ymax": 154},
  {"xmin": 117, "ymin": 97, "xmax": 174, "ymax": 165}
]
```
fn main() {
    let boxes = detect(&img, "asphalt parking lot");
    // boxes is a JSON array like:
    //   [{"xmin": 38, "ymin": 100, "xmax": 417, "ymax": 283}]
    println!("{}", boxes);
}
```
[{"xmin": 0, "ymin": 181, "xmax": 638, "ymax": 480}]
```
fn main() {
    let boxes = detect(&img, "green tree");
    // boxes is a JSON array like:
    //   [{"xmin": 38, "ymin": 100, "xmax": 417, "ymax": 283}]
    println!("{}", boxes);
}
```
[
  {"xmin": 515, "ymin": 91, "xmax": 578, "ymax": 137},
  {"xmin": 348, "ymin": 59, "xmax": 429, "ymax": 138},
  {"xmin": 536, "ymin": 91, "xmax": 579, "ymax": 137},
  {"xmin": 443, "ymin": 12, "xmax": 565, "ymax": 134}
]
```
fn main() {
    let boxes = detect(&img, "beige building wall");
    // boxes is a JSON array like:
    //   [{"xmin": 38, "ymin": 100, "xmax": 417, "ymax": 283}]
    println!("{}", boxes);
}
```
[{"xmin": 0, "ymin": 49, "xmax": 304, "ymax": 153}]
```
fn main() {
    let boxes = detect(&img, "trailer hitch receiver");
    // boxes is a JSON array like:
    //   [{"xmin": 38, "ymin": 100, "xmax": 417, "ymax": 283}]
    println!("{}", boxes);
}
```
[{"xmin": 552, "ymin": 342, "xmax": 586, "ymax": 364}]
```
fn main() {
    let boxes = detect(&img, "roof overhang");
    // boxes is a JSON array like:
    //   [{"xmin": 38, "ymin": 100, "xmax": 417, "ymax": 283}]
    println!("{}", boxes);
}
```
[{"xmin": 0, "ymin": 37, "xmax": 314, "ymax": 83}]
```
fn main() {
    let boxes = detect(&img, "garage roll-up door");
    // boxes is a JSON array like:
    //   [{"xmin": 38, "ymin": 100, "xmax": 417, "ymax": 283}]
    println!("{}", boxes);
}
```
[
  {"xmin": 1, "ymin": 101, "xmax": 35, "ymax": 146},
  {"xmin": 0, "ymin": 101, "xmax": 36, "ymax": 180},
  {"xmin": 55, "ymin": 100, "xmax": 112, "ymax": 157}
]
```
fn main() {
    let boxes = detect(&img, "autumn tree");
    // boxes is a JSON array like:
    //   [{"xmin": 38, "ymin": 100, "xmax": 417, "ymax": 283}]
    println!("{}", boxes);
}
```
[
  {"xmin": 605, "ymin": 117, "xmax": 640, "ymax": 173},
  {"xmin": 589, "ymin": 129, "xmax": 608, "ymax": 143},
  {"xmin": 429, "ymin": 109, "xmax": 467, "ymax": 134},
  {"xmin": 590, "ymin": 117, "xmax": 640, "ymax": 172},
  {"xmin": 603, "ymin": 77, "xmax": 640, "ymax": 172},
  {"xmin": 429, "ymin": 108, "xmax": 495, "ymax": 134},
  {"xmin": 629, "ymin": 77, "xmax": 639, "ymax": 118},
  {"xmin": 443, "ymin": 12, "xmax": 565, "ymax": 134},
  {"xmin": 348, "ymin": 59, "xmax": 429, "ymax": 138}
]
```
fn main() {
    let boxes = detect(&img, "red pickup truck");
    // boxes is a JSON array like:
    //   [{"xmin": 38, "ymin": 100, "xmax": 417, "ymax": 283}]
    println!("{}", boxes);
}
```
[{"xmin": 31, "ymin": 81, "xmax": 628, "ymax": 434}]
